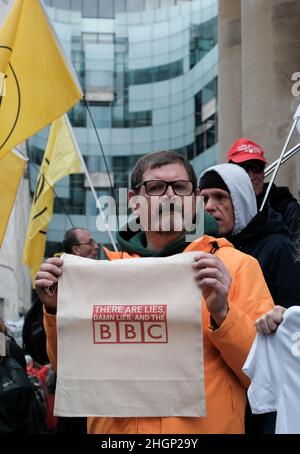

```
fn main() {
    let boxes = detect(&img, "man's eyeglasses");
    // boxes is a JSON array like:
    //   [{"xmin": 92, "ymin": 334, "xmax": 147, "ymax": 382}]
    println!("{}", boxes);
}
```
[
  {"xmin": 239, "ymin": 162, "xmax": 265, "ymax": 174},
  {"xmin": 134, "ymin": 180, "xmax": 195, "ymax": 196},
  {"xmin": 77, "ymin": 238, "xmax": 97, "ymax": 246}
]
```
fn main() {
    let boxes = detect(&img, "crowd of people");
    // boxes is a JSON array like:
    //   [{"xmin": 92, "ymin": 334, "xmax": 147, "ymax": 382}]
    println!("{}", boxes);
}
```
[{"xmin": 1, "ymin": 139, "xmax": 299, "ymax": 434}]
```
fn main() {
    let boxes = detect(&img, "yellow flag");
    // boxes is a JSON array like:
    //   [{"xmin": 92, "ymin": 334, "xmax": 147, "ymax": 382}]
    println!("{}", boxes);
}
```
[
  {"xmin": 0, "ymin": 149, "xmax": 26, "ymax": 246},
  {"xmin": 0, "ymin": 0, "xmax": 82, "ymax": 160},
  {"xmin": 23, "ymin": 114, "xmax": 83, "ymax": 284}
]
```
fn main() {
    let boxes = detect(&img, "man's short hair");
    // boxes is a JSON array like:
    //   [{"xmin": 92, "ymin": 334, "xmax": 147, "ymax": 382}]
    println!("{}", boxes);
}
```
[
  {"xmin": 62, "ymin": 228, "xmax": 81, "ymax": 253},
  {"xmin": 131, "ymin": 150, "xmax": 197, "ymax": 191}
]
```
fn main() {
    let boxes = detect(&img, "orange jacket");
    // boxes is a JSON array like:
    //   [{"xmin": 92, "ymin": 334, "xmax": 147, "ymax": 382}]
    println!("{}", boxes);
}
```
[{"xmin": 44, "ymin": 235, "xmax": 274, "ymax": 434}]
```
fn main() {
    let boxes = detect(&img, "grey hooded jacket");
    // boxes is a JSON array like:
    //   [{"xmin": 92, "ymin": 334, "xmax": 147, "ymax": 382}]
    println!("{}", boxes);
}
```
[
  {"xmin": 200, "ymin": 163, "xmax": 257, "ymax": 235},
  {"xmin": 199, "ymin": 163, "xmax": 300, "ymax": 309}
]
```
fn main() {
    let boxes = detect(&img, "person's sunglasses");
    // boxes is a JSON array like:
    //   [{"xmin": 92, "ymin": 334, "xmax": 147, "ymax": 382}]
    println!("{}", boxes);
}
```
[
  {"xmin": 239, "ymin": 162, "xmax": 265, "ymax": 174},
  {"xmin": 134, "ymin": 180, "xmax": 195, "ymax": 196}
]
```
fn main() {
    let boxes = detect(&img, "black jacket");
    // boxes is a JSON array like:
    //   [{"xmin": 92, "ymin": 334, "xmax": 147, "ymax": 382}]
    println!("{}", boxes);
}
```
[
  {"xmin": 257, "ymin": 184, "xmax": 300, "ymax": 242},
  {"xmin": 229, "ymin": 207, "xmax": 300, "ymax": 308}
]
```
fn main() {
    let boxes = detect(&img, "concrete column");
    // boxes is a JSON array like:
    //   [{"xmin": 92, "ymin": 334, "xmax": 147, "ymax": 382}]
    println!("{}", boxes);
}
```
[
  {"xmin": 241, "ymin": 0, "xmax": 300, "ymax": 195},
  {"xmin": 218, "ymin": 0, "xmax": 242, "ymax": 162}
]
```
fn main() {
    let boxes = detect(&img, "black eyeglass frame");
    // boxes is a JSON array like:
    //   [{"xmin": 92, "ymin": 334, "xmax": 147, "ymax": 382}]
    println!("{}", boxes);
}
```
[{"xmin": 133, "ymin": 180, "xmax": 195, "ymax": 196}]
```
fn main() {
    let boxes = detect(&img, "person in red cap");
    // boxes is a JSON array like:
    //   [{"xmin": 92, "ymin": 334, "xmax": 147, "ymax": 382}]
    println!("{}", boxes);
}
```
[{"xmin": 227, "ymin": 138, "xmax": 300, "ymax": 242}]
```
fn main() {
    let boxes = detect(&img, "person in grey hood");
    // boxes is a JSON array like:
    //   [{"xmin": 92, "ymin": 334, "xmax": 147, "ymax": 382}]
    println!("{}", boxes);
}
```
[
  {"xmin": 199, "ymin": 163, "xmax": 300, "ymax": 309},
  {"xmin": 199, "ymin": 163, "xmax": 257, "ymax": 236},
  {"xmin": 199, "ymin": 163, "xmax": 300, "ymax": 435}
]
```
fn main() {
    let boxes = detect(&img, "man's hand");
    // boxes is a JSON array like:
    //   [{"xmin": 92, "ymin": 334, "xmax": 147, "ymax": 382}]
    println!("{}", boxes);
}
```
[
  {"xmin": 192, "ymin": 252, "xmax": 232, "ymax": 327},
  {"xmin": 35, "ymin": 257, "xmax": 63, "ymax": 315},
  {"xmin": 255, "ymin": 305, "xmax": 286, "ymax": 334}
]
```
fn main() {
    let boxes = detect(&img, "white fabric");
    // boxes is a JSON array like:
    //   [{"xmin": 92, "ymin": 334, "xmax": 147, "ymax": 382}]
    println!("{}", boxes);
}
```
[
  {"xmin": 55, "ymin": 252, "xmax": 205, "ymax": 418},
  {"xmin": 243, "ymin": 306, "xmax": 300, "ymax": 434},
  {"xmin": 200, "ymin": 163, "xmax": 257, "ymax": 235}
]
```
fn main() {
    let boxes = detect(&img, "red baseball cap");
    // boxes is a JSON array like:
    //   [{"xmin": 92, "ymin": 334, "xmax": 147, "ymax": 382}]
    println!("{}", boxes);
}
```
[{"xmin": 227, "ymin": 138, "xmax": 268, "ymax": 164}]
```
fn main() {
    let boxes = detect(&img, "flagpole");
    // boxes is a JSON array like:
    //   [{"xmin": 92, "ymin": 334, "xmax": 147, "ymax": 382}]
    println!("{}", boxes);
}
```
[
  {"xmin": 264, "ymin": 142, "xmax": 300, "ymax": 177},
  {"xmin": 64, "ymin": 115, "xmax": 118, "ymax": 252},
  {"xmin": 260, "ymin": 104, "xmax": 300, "ymax": 212},
  {"xmin": 83, "ymin": 98, "xmax": 115, "ymax": 198}
]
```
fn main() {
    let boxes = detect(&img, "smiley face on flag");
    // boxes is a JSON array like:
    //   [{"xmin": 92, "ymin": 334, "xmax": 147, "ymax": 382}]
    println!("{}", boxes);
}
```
[
  {"xmin": 0, "ymin": 0, "xmax": 82, "ymax": 160},
  {"xmin": 0, "ymin": 46, "xmax": 21, "ymax": 152}
]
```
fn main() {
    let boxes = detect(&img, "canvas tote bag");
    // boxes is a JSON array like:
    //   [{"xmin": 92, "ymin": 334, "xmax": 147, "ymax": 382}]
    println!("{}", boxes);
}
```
[{"xmin": 54, "ymin": 252, "xmax": 206, "ymax": 417}]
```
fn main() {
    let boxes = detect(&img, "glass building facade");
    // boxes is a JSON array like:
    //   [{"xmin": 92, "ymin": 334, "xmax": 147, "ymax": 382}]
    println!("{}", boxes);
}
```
[{"xmin": 27, "ymin": 0, "xmax": 218, "ymax": 254}]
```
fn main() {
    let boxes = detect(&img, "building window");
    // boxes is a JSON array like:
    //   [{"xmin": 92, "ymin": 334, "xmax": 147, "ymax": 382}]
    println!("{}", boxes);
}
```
[
  {"xmin": 190, "ymin": 17, "xmax": 217, "ymax": 69},
  {"xmin": 46, "ymin": 0, "xmax": 193, "ymax": 15},
  {"xmin": 99, "ymin": 0, "xmax": 114, "ymax": 18},
  {"xmin": 202, "ymin": 78, "xmax": 217, "ymax": 105},
  {"xmin": 112, "ymin": 108, "xmax": 152, "ymax": 128},
  {"xmin": 196, "ymin": 114, "xmax": 218, "ymax": 156},
  {"xmin": 82, "ymin": 32, "xmax": 114, "ymax": 45},
  {"xmin": 129, "ymin": 59, "xmax": 183, "ymax": 86},
  {"xmin": 131, "ymin": 111, "xmax": 152, "ymax": 127},
  {"xmin": 71, "ymin": 0, "xmax": 82, "ymax": 11},
  {"xmin": 127, "ymin": 0, "xmax": 145, "ymax": 12},
  {"xmin": 71, "ymin": 50, "xmax": 85, "ymax": 88},
  {"xmin": 85, "ymin": 155, "xmax": 110, "ymax": 172},
  {"xmin": 195, "ymin": 78, "xmax": 218, "ymax": 156},
  {"xmin": 82, "ymin": 0, "xmax": 99, "ymax": 17},
  {"xmin": 86, "ymin": 102, "xmax": 112, "ymax": 129},
  {"xmin": 54, "ymin": 174, "xmax": 86, "ymax": 215},
  {"xmin": 115, "ymin": 0, "xmax": 126, "ymax": 13},
  {"xmin": 195, "ymin": 77, "xmax": 217, "ymax": 127},
  {"xmin": 112, "ymin": 156, "xmax": 130, "ymax": 205},
  {"xmin": 145, "ymin": 0, "xmax": 160, "ymax": 10},
  {"xmin": 113, "ymin": 155, "xmax": 144, "ymax": 190},
  {"xmin": 69, "ymin": 101, "xmax": 86, "ymax": 127},
  {"xmin": 28, "ymin": 145, "xmax": 44, "ymax": 165},
  {"xmin": 49, "ymin": 0, "xmax": 71, "ymax": 8},
  {"xmin": 115, "ymin": 37, "xmax": 128, "ymax": 53},
  {"xmin": 173, "ymin": 143, "xmax": 195, "ymax": 161}
]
